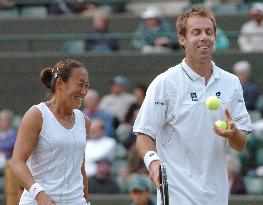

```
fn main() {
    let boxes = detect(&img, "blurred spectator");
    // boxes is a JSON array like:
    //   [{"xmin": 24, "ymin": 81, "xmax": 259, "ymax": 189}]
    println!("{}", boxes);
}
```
[
  {"xmin": 233, "ymin": 61, "xmax": 259, "ymax": 110},
  {"xmin": 0, "ymin": 1, "xmax": 14, "ymax": 9},
  {"xmin": 116, "ymin": 84, "xmax": 147, "ymax": 148},
  {"xmin": 125, "ymin": 83, "xmax": 147, "ymax": 124},
  {"xmin": 48, "ymin": 0, "xmax": 73, "ymax": 15},
  {"xmin": 88, "ymin": 158, "xmax": 120, "ymax": 194},
  {"xmin": 238, "ymin": 3, "xmax": 263, "ymax": 52},
  {"xmin": 128, "ymin": 174, "xmax": 155, "ymax": 205},
  {"xmin": 213, "ymin": 27, "xmax": 229, "ymax": 51},
  {"xmin": 116, "ymin": 108, "xmax": 139, "ymax": 149},
  {"xmin": 115, "ymin": 160, "xmax": 130, "ymax": 193},
  {"xmin": 132, "ymin": 6, "xmax": 179, "ymax": 53},
  {"xmin": 85, "ymin": 119, "xmax": 116, "ymax": 176},
  {"xmin": 0, "ymin": 109, "xmax": 16, "ymax": 167},
  {"xmin": 100, "ymin": 75, "xmax": 136, "ymax": 124},
  {"xmin": 227, "ymin": 155, "xmax": 247, "ymax": 195},
  {"xmin": 101, "ymin": 2, "xmax": 127, "ymax": 13},
  {"xmin": 82, "ymin": 89, "xmax": 115, "ymax": 138},
  {"xmin": 48, "ymin": 1, "xmax": 98, "ymax": 16},
  {"xmin": 127, "ymin": 144, "xmax": 148, "ymax": 175},
  {"xmin": 69, "ymin": 1, "xmax": 98, "ymax": 17},
  {"xmin": 85, "ymin": 9, "xmax": 119, "ymax": 53}
]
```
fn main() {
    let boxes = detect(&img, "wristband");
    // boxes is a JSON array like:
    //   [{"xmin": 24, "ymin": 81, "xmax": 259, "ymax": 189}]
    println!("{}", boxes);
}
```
[
  {"xmin": 144, "ymin": 151, "xmax": 160, "ymax": 170},
  {"xmin": 29, "ymin": 183, "xmax": 45, "ymax": 200}
]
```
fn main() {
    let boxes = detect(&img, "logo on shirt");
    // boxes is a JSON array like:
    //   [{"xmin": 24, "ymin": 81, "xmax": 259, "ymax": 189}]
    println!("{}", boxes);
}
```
[
  {"xmin": 190, "ymin": 93, "xmax": 198, "ymax": 101},
  {"xmin": 216, "ymin": 92, "xmax": 221, "ymax": 98},
  {"xmin": 155, "ymin": 101, "xmax": 165, "ymax": 105}
]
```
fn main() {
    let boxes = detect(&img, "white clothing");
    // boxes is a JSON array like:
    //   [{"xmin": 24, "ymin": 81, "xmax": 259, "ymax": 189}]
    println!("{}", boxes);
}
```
[
  {"xmin": 133, "ymin": 59, "xmax": 251, "ymax": 205},
  {"xmin": 100, "ymin": 93, "xmax": 136, "ymax": 122},
  {"xmin": 238, "ymin": 20, "xmax": 263, "ymax": 52},
  {"xmin": 85, "ymin": 136, "xmax": 116, "ymax": 176},
  {"xmin": 19, "ymin": 102, "xmax": 87, "ymax": 205}
]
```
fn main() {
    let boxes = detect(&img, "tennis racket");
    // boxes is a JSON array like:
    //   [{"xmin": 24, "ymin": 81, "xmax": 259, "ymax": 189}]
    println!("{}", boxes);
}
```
[{"xmin": 159, "ymin": 163, "xmax": 169, "ymax": 205}]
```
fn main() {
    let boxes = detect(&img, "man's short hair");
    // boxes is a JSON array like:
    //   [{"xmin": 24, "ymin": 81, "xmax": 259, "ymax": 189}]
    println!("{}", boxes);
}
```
[{"xmin": 176, "ymin": 6, "xmax": 217, "ymax": 38}]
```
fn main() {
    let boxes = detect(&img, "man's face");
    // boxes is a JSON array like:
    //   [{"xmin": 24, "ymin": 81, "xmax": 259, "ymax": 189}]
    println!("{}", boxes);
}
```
[
  {"xmin": 111, "ymin": 84, "xmax": 126, "ymax": 95},
  {"xmin": 250, "ymin": 10, "xmax": 263, "ymax": 23},
  {"xmin": 144, "ymin": 18, "xmax": 160, "ymax": 30},
  {"xmin": 179, "ymin": 16, "xmax": 215, "ymax": 64},
  {"xmin": 93, "ymin": 17, "xmax": 108, "ymax": 31},
  {"xmin": 129, "ymin": 189, "xmax": 150, "ymax": 205}
]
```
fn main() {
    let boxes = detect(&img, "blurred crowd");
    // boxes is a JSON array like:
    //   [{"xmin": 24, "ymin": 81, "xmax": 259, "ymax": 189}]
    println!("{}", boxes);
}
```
[{"xmin": 0, "ymin": 1, "xmax": 262, "ymax": 53}]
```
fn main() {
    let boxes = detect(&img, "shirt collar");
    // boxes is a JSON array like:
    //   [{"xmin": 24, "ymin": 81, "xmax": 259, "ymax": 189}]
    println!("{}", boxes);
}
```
[{"xmin": 181, "ymin": 58, "xmax": 221, "ymax": 81}]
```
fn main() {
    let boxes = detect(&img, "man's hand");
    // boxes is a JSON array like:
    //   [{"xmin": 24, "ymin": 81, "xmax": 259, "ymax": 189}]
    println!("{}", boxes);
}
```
[
  {"xmin": 149, "ymin": 160, "xmax": 161, "ymax": 189},
  {"xmin": 213, "ymin": 108, "xmax": 247, "ymax": 152},
  {"xmin": 36, "ymin": 192, "xmax": 55, "ymax": 205},
  {"xmin": 213, "ymin": 108, "xmax": 238, "ymax": 138}
]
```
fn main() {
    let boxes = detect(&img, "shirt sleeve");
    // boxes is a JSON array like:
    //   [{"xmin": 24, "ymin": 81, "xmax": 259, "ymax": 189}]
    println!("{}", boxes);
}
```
[
  {"xmin": 231, "ymin": 77, "xmax": 252, "ymax": 132},
  {"xmin": 133, "ymin": 75, "xmax": 167, "ymax": 139}
]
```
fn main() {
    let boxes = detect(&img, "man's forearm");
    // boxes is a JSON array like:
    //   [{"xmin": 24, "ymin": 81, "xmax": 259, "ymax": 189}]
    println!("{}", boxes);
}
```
[
  {"xmin": 228, "ymin": 130, "xmax": 247, "ymax": 152},
  {"xmin": 136, "ymin": 134, "xmax": 156, "ymax": 159}
]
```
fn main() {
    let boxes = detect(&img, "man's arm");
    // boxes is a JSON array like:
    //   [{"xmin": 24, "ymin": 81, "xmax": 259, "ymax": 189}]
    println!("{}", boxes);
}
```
[
  {"xmin": 227, "ymin": 129, "xmax": 247, "ymax": 152},
  {"xmin": 136, "ymin": 133, "xmax": 161, "ymax": 188}
]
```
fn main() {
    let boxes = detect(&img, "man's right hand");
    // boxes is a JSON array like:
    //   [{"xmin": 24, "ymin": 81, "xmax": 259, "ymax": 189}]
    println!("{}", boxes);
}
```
[
  {"xmin": 36, "ymin": 191, "xmax": 55, "ymax": 205},
  {"xmin": 149, "ymin": 160, "xmax": 161, "ymax": 189}
]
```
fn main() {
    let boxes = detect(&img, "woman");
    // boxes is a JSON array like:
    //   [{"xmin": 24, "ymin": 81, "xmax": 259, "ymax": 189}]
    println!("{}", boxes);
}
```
[{"xmin": 12, "ymin": 59, "xmax": 91, "ymax": 205}]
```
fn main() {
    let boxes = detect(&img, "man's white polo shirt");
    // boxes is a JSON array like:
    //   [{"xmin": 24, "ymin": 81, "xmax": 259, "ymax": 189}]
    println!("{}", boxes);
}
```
[{"xmin": 133, "ymin": 59, "xmax": 251, "ymax": 205}]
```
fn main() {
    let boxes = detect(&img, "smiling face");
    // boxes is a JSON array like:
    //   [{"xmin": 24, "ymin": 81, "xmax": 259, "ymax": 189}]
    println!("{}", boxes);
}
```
[
  {"xmin": 178, "ymin": 16, "xmax": 215, "ymax": 65},
  {"xmin": 59, "ymin": 67, "xmax": 89, "ymax": 109}
]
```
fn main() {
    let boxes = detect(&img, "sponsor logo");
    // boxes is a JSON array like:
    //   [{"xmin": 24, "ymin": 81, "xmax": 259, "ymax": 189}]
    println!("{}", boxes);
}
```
[
  {"xmin": 191, "ymin": 93, "xmax": 198, "ymax": 101},
  {"xmin": 155, "ymin": 101, "xmax": 165, "ymax": 105},
  {"xmin": 216, "ymin": 92, "xmax": 221, "ymax": 98}
]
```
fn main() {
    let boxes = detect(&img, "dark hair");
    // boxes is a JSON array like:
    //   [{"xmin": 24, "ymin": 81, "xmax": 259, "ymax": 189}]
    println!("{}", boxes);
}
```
[
  {"xmin": 134, "ymin": 83, "xmax": 147, "ymax": 96},
  {"xmin": 40, "ymin": 59, "xmax": 85, "ymax": 93},
  {"xmin": 176, "ymin": 6, "xmax": 216, "ymax": 39}
]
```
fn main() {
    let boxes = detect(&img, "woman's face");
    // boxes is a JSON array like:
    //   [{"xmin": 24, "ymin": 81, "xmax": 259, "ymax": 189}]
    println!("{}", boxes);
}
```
[{"xmin": 59, "ymin": 67, "xmax": 89, "ymax": 109}]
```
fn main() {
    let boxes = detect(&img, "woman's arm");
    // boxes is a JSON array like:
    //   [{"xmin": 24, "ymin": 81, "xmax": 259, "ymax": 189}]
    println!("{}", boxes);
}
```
[
  {"xmin": 83, "ymin": 116, "xmax": 91, "ymax": 202},
  {"xmin": 11, "ymin": 106, "xmax": 55, "ymax": 204},
  {"xmin": 81, "ymin": 156, "xmax": 89, "ymax": 201},
  {"xmin": 11, "ymin": 106, "xmax": 42, "ymax": 190}
]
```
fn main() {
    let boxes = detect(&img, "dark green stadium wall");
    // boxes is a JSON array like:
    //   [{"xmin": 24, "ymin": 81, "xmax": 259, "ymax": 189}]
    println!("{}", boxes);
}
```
[{"xmin": 0, "ymin": 51, "xmax": 262, "ymax": 115}]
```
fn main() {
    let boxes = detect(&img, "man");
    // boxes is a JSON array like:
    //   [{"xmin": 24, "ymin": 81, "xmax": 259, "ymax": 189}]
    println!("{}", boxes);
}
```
[
  {"xmin": 85, "ymin": 119, "xmax": 116, "ymax": 176},
  {"xmin": 133, "ymin": 6, "xmax": 251, "ymax": 205},
  {"xmin": 238, "ymin": 3, "xmax": 263, "ymax": 52},
  {"xmin": 129, "ymin": 174, "xmax": 155, "ymax": 205},
  {"xmin": 85, "ymin": 8, "xmax": 119, "ymax": 53},
  {"xmin": 88, "ymin": 158, "xmax": 120, "ymax": 194},
  {"xmin": 0, "ymin": 109, "xmax": 16, "ymax": 162},
  {"xmin": 232, "ymin": 61, "xmax": 259, "ymax": 110},
  {"xmin": 132, "ymin": 6, "xmax": 178, "ymax": 53},
  {"xmin": 100, "ymin": 75, "xmax": 136, "ymax": 123},
  {"xmin": 82, "ymin": 89, "xmax": 115, "ymax": 138}
]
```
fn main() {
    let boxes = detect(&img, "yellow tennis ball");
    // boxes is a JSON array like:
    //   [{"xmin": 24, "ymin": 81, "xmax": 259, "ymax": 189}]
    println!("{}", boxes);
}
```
[
  {"xmin": 205, "ymin": 96, "xmax": 221, "ymax": 110},
  {"xmin": 215, "ymin": 120, "xmax": 228, "ymax": 130}
]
